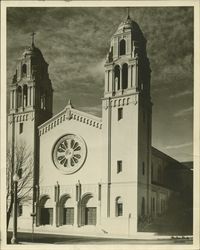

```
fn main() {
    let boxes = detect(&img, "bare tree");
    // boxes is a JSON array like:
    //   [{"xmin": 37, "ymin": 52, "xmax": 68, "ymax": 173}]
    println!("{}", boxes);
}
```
[{"xmin": 7, "ymin": 142, "xmax": 33, "ymax": 229}]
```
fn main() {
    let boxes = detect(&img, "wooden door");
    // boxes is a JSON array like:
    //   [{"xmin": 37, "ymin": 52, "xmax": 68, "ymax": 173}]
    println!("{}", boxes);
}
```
[
  {"xmin": 63, "ymin": 208, "xmax": 74, "ymax": 225},
  {"xmin": 41, "ymin": 208, "xmax": 53, "ymax": 225},
  {"xmin": 85, "ymin": 207, "xmax": 96, "ymax": 225}
]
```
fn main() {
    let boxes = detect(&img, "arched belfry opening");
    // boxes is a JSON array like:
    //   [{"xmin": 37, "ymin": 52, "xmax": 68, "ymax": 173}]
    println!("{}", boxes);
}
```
[
  {"xmin": 23, "ymin": 84, "xmax": 28, "ymax": 107},
  {"xmin": 80, "ymin": 193, "xmax": 96, "ymax": 226},
  {"xmin": 122, "ymin": 63, "xmax": 128, "ymax": 89},
  {"xmin": 40, "ymin": 93, "xmax": 46, "ymax": 110},
  {"xmin": 114, "ymin": 65, "xmax": 120, "ymax": 91},
  {"xmin": 22, "ymin": 64, "xmax": 27, "ymax": 76},
  {"xmin": 17, "ymin": 86, "xmax": 22, "ymax": 108},
  {"xmin": 58, "ymin": 194, "xmax": 74, "ymax": 226},
  {"xmin": 119, "ymin": 39, "xmax": 126, "ymax": 55}
]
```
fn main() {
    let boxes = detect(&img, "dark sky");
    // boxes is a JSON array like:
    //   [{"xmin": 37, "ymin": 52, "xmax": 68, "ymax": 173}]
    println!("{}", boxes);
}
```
[{"xmin": 6, "ymin": 7, "xmax": 193, "ymax": 162}]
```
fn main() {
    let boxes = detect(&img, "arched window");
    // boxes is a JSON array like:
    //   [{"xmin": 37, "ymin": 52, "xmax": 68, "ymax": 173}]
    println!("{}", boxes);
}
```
[
  {"xmin": 119, "ymin": 39, "xmax": 126, "ymax": 55},
  {"xmin": 141, "ymin": 197, "xmax": 145, "ymax": 216},
  {"xmin": 22, "ymin": 64, "xmax": 27, "ymax": 75},
  {"xmin": 108, "ymin": 46, "xmax": 113, "ymax": 62},
  {"xmin": 116, "ymin": 197, "xmax": 123, "ymax": 216},
  {"xmin": 114, "ymin": 65, "xmax": 120, "ymax": 91},
  {"xmin": 17, "ymin": 86, "xmax": 22, "ymax": 108},
  {"xmin": 41, "ymin": 95, "xmax": 46, "ymax": 110},
  {"xmin": 23, "ymin": 85, "xmax": 28, "ymax": 107},
  {"xmin": 122, "ymin": 63, "xmax": 128, "ymax": 89}
]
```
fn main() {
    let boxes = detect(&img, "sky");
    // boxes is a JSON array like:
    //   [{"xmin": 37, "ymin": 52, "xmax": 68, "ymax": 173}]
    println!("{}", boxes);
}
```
[{"xmin": 6, "ymin": 7, "xmax": 194, "ymax": 162}]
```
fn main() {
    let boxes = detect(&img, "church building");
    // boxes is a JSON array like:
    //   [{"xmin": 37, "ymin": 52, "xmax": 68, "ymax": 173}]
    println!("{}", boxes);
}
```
[{"xmin": 8, "ymin": 14, "xmax": 192, "ymax": 236}]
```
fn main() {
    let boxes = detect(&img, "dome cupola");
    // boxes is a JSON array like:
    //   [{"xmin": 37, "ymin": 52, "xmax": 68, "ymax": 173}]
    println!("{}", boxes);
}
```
[
  {"xmin": 9, "ymin": 32, "xmax": 53, "ymax": 118},
  {"xmin": 104, "ymin": 11, "xmax": 151, "ymax": 99}
]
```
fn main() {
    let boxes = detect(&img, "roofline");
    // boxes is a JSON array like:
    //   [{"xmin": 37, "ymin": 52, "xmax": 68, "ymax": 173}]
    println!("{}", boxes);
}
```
[
  {"xmin": 151, "ymin": 146, "xmax": 190, "ymax": 169},
  {"xmin": 38, "ymin": 106, "xmax": 102, "ymax": 130}
]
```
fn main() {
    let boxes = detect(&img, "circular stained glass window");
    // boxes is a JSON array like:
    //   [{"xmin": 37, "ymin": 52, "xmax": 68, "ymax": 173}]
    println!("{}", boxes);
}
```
[{"xmin": 52, "ymin": 134, "xmax": 87, "ymax": 174}]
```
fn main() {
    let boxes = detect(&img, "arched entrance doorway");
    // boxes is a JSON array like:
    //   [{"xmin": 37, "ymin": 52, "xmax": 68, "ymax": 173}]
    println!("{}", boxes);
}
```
[
  {"xmin": 37, "ymin": 195, "xmax": 53, "ymax": 226},
  {"xmin": 80, "ymin": 193, "xmax": 96, "ymax": 226},
  {"xmin": 58, "ymin": 194, "xmax": 74, "ymax": 226}
]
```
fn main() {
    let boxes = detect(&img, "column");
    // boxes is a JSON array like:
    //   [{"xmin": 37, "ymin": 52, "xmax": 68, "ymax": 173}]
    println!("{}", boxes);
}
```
[
  {"xmin": 27, "ymin": 87, "xmax": 30, "ymax": 106},
  {"xmin": 74, "ymin": 201, "xmax": 80, "ymax": 227},
  {"xmin": 56, "ymin": 204, "xmax": 60, "ymax": 227},
  {"xmin": 36, "ymin": 204, "xmax": 40, "ymax": 227},
  {"xmin": 132, "ymin": 61, "xmax": 138, "ymax": 90},
  {"xmin": 53, "ymin": 202, "xmax": 57, "ymax": 226},
  {"xmin": 12, "ymin": 91, "xmax": 14, "ymax": 109},
  {"xmin": 107, "ymin": 70, "xmax": 110, "ymax": 92},
  {"xmin": 27, "ymin": 61, "xmax": 31, "ymax": 79},
  {"xmin": 10, "ymin": 91, "xmax": 12, "ymax": 110},
  {"xmin": 128, "ymin": 65, "xmax": 132, "ymax": 89},
  {"xmin": 97, "ymin": 183, "xmax": 101, "ymax": 225},
  {"xmin": 135, "ymin": 59, "xmax": 138, "ymax": 90},
  {"xmin": 30, "ymin": 87, "xmax": 32, "ymax": 106},
  {"xmin": 97, "ymin": 201, "xmax": 101, "ymax": 225},
  {"xmin": 31, "ymin": 87, "xmax": 35, "ymax": 107},
  {"xmin": 120, "ymin": 66, "xmax": 122, "ymax": 90},
  {"xmin": 14, "ymin": 90, "xmax": 17, "ymax": 110},
  {"xmin": 21, "ymin": 87, "xmax": 24, "ymax": 108},
  {"xmin": 104, "ymin": 70, "xmax": 108, "ymax": 93},
  {"xmin": 17, "ymin": 64, "xmax": 21, "ymax": 81},
  {"xmin": 112, "ymin": 70, "xmax": 115, "ymax": 93}
]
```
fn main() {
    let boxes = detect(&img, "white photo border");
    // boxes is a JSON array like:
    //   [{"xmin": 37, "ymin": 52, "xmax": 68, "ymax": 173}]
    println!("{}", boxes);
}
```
[{"xmin": 1, "ymin": 1, "xmax": 199, "ymax": 250}]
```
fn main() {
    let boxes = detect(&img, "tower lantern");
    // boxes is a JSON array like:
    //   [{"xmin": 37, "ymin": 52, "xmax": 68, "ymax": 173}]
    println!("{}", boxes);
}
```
[
  {"xmin": 104, "ymin": 13, "xmax": 151, "ymax": 99},
  {"xmin": 9, "ymin": 35, "xmax": 53, "ymax": 118}
]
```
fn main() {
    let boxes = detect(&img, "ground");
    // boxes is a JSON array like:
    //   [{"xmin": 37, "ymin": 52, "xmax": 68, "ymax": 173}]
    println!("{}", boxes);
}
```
[{"xmin": 7, "ymin": 231, "xmax": 192, "ymax": 245}]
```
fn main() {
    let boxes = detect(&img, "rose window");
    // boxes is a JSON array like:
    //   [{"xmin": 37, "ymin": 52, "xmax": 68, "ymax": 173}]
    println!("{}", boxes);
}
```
[{"xmin": 53, "ymin": 134, "xmax": 87, "ymax": 174}]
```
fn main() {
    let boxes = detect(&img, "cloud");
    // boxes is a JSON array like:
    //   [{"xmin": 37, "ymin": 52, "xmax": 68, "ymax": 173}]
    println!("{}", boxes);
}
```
[
  {"xmin": 173, "ymin": 106, "xmax": 193, "ymax": 117},
  {"xmin": 169, "ymin": 90, "xmax": 193, "ymax": 99},
  {"xmin": 165, "ymin": 142, "xmax": 193, "ymax": 150},
  {"xmin": 86, "ymin": 60, "xmax": 105, "ymax": 78},
  {"xmin": 80, "ymin": 104, "xmax": 102, "ymax": 117},
  {"xmin": 6, "ymin": 7, "xmax": 193, "ymax": 162}
]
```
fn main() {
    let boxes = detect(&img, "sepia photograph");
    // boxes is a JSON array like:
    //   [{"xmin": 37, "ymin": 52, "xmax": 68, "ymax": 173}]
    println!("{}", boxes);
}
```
[{"xmin": 1, "ymin": 0, "xmax": 199, "ymax": 249}]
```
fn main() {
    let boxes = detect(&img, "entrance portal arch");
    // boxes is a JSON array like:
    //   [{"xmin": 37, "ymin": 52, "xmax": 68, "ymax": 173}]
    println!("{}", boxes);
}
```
[
  {"xmin": 37, "ymin": 195, "xmax": 53, "ymax": 226},
  {"xmin": 80, "ymin": 193, "xmax": 97, "ymax": 226},
  {"xmin": 58, "ymin": 194, "xmax": 74, "ymax": 226}
]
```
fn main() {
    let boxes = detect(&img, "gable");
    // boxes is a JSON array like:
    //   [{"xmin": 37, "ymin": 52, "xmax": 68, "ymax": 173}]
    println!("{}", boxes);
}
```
[{"xmin": 38, "ymin": 106, "xmax": 102, "ymax": 137}]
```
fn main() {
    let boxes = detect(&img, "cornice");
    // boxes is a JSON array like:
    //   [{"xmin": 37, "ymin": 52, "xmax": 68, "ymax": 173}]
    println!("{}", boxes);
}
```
[{"xmin": 38, "ymin": 106, "xmax": 102, "ymax": 136}]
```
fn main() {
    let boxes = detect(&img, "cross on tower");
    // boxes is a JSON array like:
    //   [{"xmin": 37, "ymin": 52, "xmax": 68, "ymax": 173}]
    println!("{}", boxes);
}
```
[
  {"xmin": 31, "ymin": 32, "xmax": 36, "ymax": 46},
  {"xmin": 127, "ymin": 7, "xmax": 130, "ymax": 19}
]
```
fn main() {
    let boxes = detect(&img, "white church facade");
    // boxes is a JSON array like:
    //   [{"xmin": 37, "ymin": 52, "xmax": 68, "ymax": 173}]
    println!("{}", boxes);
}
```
[{"xmin": 8, "ymin": 14, "xmax": 191, "ymax": 236}]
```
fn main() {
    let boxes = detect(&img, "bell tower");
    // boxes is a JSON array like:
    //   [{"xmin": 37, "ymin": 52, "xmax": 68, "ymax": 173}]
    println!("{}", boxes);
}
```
[
  {"xmin": 104, "ymin": 14, "xmax": 150, "ymax": 98},
  {"xmin": 102, "ymin": 13, "xmax": 152, "ymax": 232},
  {"xmin": 8, "ymin": 33, "xmax": 53, "ymax": 200}
]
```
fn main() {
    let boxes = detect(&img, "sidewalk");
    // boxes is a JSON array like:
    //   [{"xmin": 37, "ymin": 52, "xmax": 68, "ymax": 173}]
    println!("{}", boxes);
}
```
[{"xmin": 16, "ymin": 225, "xmax": 193, "ymax": 241}]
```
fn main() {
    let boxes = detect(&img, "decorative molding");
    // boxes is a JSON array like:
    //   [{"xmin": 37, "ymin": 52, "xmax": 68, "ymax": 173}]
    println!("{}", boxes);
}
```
[
  {"xmin": 133, "ymin": 95, "xmax": 138, "ymax": 105},
  {"xmin": 103, "ymin": 96, "xmax": 131, "ymax": 109},
  {"xmin": 39, "ymin": 108, "xmax": 102, "ymax": 136},
  {"xmin": 9, "ymin": 113, "xmax": 29, "ymax": 123}
]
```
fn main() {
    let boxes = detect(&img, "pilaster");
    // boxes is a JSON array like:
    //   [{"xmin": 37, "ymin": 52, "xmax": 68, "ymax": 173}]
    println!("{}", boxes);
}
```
[{"xmin": 74, "ymin": 201, "xmax": 79, "ymax": 226}]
